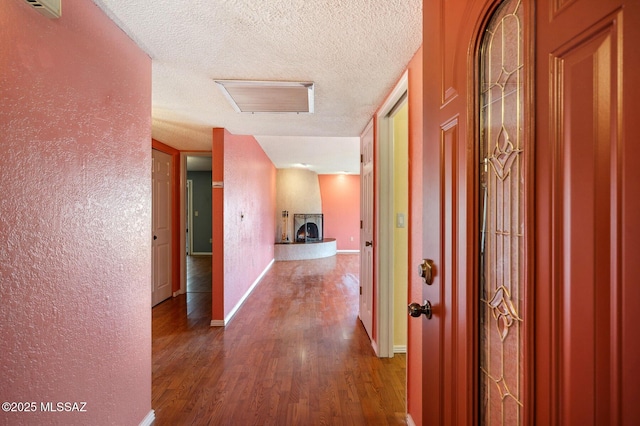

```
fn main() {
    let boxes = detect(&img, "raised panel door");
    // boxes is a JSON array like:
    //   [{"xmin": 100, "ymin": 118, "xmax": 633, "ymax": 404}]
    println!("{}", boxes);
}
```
[
  {"xmin": 360, "ymin": 120, "xmax": 374, "ymax": 340},
  {"xmin": 152, "ymin": 149, "xmax": 172, "ymax": 307},
  {"xmin": 535, "ymin": 0, "xmax": 640, "ymax": 423}
]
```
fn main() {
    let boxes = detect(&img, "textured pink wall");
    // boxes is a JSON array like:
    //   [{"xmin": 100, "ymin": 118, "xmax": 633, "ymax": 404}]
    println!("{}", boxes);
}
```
[
  {"xmin": 318, "ymin": 174, "xmax": 361, "ymax": 251},
  {"xmin": 0, "ymin": 2, "xmax": 152, "ymax": 425},
  {"xmin": 214, "ymin": 130, "xmax": 276, "ymax": 320}
]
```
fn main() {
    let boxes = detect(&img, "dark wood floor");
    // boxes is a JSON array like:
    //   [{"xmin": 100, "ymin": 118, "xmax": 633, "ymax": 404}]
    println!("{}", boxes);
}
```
[
  {"xmin": 152, "ymin": 254, "xmax": 406, "ymax": 425},
  {"xmin": 186, "ymin": 255, "xmax": 212, "ymax": 294}
]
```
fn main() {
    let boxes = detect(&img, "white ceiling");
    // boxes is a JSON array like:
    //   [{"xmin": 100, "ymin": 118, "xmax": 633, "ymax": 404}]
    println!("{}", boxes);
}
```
[{"xmin": 92, "ymin": 0, "xmax": 422, "ymax": 174}]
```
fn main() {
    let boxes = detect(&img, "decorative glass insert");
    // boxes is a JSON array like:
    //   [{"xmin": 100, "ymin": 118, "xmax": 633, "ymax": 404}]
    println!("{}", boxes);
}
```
[{"xmin": 479, "ymin": 0, "xmax": 525, "ymax": 424}]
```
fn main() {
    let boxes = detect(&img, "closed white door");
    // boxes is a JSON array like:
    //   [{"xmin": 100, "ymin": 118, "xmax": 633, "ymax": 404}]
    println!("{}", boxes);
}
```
[
  {"xmin": 359, "ymin": 120, "xmax": 374, "ymax": 339},
  {"xmin": 152, "ymin": 149, "xmax": 172, "ymax": 307}
]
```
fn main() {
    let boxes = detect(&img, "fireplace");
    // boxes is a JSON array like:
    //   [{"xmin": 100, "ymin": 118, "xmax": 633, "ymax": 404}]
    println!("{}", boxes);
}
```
[{"xmin": 294, "ymin": 214, "xmax": 323, "ymax": 243}]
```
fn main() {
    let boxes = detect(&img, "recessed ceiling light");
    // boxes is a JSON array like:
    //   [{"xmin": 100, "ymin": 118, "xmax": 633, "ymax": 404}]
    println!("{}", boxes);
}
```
[{"xmin": 214, "ymin": 80, "xmax": 314, "ymax": 114}]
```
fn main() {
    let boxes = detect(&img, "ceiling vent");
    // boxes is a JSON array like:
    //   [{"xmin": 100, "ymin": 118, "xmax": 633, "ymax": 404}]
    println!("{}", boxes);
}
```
[
  {"xmin": 214, "ymin": 80, "xmax": 314, "ymax": 114},
  {"xmin": 24, "ymin": 0, "xmax": 61, "ymax": 18}
]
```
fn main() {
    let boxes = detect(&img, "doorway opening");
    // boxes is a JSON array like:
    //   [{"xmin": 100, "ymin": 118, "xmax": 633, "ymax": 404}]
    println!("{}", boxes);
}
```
[
  {"xmin": 181, "ymin": 154, "xmax": 213, "ymax": 319},
  {"xmin": 376, "ymin": 71, "xmax": 409, "ymax": 358},
  {"xmin": 389, "ymin": 97, "xmax": 409, "ymax": 354}
]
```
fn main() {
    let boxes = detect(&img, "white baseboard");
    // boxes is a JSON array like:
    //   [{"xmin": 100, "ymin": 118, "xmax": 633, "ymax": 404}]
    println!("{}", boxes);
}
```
[
  {"xmin": 139, "ymin": 410, "xmax": 155, "ymax": 426},
  {"xmin": 394, "ymin": 345, "xmax": 407, "ymax": 354},
  {"xmin": 336, "ymin": 249, "xmax": 360, "ymax": 253},
  {"xmin": 172, "ymin": 289, "xmax": 185, "ymax": 297},
  {"xmin": 210, "ymin": 259, "xmax": 275, "ymax": 327},
  {"xmin": 407, "ymin": 413, "xmax": 417, "ymax": 426}
]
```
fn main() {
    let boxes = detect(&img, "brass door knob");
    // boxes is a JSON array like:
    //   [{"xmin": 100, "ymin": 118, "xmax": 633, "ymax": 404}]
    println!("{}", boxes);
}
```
[{"xmin": 408, "ymin": 301, "xmax": 432, "ymax": 319}]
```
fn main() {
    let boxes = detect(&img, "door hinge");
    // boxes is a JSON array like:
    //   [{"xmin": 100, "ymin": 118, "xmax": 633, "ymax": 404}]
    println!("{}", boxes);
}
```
[
  {"xmin": 359, "ymin": 286, "xmax": 362, "ymax": 295},
  {"xmin": 360, "ymin": 220, "xmax": 363, "ymax": 229},
  {"xmin": 360, "ymin": 154, "xmax": 363, "ymax": 163}
]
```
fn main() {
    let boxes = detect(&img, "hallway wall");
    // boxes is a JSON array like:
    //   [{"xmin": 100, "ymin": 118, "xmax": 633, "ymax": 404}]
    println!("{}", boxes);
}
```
[
  {"xmin": 212, "ymin": 129, "xmax": 276, "ymax": 323},
  {"xmin": 0, "ymin": 1, "xmax": 152, "ymax": 424}
]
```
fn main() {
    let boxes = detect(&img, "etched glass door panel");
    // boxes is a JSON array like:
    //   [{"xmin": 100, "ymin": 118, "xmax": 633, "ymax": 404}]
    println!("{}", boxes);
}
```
[{"xmin": 479, "ymin": 0, "xmax": 525, "ymax": 424}]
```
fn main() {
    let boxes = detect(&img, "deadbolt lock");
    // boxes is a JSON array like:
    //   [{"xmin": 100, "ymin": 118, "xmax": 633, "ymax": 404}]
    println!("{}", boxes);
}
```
[{"xmin": 418, "ymin": 259, "xmax": 434, "ymax": 285}]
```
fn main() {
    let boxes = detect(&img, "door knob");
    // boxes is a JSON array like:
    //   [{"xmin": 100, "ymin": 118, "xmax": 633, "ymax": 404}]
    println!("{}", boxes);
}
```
[
  {"xmin": 365, "ymin": 241, "xmax": 373, "ymax": 247},
  {"xmin": 408, "ymin": 300, "xmax": 432, "ymax": 319},
  {"xmin": 418, "ymin": 259, "xmax": 434, "ymax": 285}
]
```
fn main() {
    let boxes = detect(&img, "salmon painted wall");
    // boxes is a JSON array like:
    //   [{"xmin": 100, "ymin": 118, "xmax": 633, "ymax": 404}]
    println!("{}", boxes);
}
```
[
  {"xmin": 212, "ymin": 129, "xmax": 276, "ymax": 322},
  {"xmin": 318, "ymin": 174, "xmax": 361, "ymax": 251},
  {"xmin": 0, "ymin": 2, "xmax": 152, "ymax": 425}
]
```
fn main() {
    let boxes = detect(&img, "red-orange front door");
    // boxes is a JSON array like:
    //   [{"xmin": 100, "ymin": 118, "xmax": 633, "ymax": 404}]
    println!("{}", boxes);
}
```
[{"xmin": 419, "ymin": 0, "xmax": 640, "ymax": 424}]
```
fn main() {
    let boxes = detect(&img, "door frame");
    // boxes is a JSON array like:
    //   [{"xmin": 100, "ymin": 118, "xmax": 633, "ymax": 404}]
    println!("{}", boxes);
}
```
[
  {"xmin": 186, "ymin": 179, "xmax": 193, "ymax": 256},
  {"xmin": 376, "ymin": 71, "xmax": 408, "ymax": 358}
]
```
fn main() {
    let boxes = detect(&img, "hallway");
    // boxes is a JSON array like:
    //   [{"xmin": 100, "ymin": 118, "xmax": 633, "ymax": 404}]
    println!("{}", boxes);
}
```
[{"xmin": 151, "ymin": 254, "xmax": 407, "ymax": 425}]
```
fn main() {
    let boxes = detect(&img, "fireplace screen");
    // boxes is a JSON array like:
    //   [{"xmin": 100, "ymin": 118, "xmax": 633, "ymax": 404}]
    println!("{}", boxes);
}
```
[{"xmin": 294, "ymin": 214, "xmax": 323, "ymax": 243}]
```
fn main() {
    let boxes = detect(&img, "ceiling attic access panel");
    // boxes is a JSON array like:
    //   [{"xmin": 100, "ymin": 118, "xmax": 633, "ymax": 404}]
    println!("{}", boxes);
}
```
[{"xmin": 214, "ymin": 80, "xmax": 315, "ymax": 113}]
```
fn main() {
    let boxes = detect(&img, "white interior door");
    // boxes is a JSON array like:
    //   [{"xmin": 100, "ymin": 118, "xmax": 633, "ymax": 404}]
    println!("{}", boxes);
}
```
[
  {"xmin": 359, "ymin": 120, "xmax": 374, "ymax": 340},
  {"xmin": 152, "ymin": 149, "xmax": 172, "ymax": 307}
]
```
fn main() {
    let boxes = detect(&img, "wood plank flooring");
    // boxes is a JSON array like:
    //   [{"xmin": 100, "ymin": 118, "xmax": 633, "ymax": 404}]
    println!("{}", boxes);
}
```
[
  {"xmin": 152, "ymin": 254, "xmax": 406, "ymax": 425},
  {"xmin": 187, "ymin": 255, "xmax": 212, "ymax": 294}
]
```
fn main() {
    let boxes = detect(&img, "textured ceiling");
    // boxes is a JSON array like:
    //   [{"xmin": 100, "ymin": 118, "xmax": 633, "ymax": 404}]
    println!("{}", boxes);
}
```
[{"xmin": 92, "ymin": 0, "xmax": 422, "ymax": 174}]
